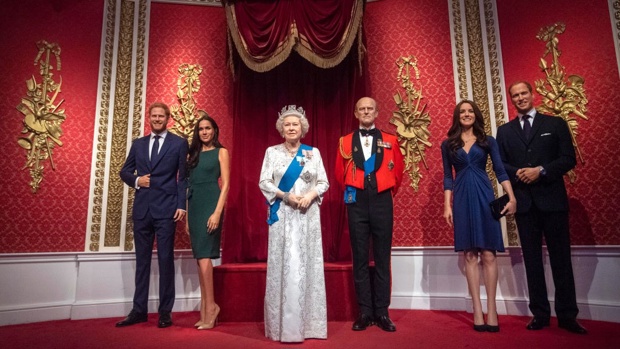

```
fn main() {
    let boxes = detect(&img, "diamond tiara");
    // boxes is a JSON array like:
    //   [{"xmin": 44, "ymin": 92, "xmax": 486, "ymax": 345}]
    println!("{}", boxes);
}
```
[{"xmin": 278, "ymin": 105, "xmax": 306, "ymax": 119}]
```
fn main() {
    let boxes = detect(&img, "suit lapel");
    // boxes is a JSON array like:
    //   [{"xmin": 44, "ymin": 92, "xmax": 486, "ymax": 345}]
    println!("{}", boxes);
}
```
[
  {"xmin": 529, "ymin": 112, "xmax": 546, "ymax": 141},
  {"xmin": 139, "ymin": 136, "xmax": 153, "ymax": 171},
  {"xmin": 508, "ymin": 118, "xmax": 525, "ymax": 143},
  {"xmin": 374, "ymin": 131, "xmax": 384, "ymax": 172},
  {"xmin": 150, "ymin": 133, "xmax": 174, "ymax": 169},
  {"xmin": 508, "ymin": 117, "xmax": 533, "ymax": 145},
  {"xmin": 352, "ymin": 131, "xmax": 365, "ymax": 169}
]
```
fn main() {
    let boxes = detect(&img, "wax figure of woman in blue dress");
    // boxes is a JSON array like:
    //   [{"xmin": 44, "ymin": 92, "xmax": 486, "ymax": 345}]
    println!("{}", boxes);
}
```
[
  {"xmin": 187, "ymin": 112, "xmax": 230, "ymax": 330},
  {"xmin": 441, "ymin": 100, "xmax": 516, "ymax": 332}
]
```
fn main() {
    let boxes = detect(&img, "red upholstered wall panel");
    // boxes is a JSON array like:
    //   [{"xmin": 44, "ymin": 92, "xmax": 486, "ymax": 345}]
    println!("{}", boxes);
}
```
[
  {"xmin": 497, "ymin": 0, "xmax": 620, "ymax": 244},
  {"xmin": 147, "ymin": 3, "xmax": 233, "ymax": 250},
  {"xmin": 0, "ymin": 0, "xmax": 103, "ymax": 252},
  {"xmin": 364, "ymin": 0, "xmax": 456, "ymax": 246},
  {"xmin": 0, "ymin": 0, "xmax": 616, "ymax": 253}
]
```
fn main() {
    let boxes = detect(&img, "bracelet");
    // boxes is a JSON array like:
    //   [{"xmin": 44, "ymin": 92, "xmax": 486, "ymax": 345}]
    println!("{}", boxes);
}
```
[{"xmin": 283, "ymin": 192, "xmax": 290, "ymax": 205}]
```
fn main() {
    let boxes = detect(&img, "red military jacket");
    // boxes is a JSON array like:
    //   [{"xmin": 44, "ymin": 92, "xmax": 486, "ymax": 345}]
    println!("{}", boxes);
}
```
[{"xmin": 335, "ymin": 130, "xmax": 404, "ymax": 195}]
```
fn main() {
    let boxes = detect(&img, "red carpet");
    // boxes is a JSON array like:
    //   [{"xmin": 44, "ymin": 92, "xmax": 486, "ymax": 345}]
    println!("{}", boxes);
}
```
[{"xmin": 2, "ymin": 310, "xmax": 619, "ymax": 349}]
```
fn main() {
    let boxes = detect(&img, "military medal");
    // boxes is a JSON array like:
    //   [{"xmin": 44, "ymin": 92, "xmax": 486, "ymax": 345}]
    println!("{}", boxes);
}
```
[{"xmin": 377, "ymin": 140, "xmax": 392, "ymax": 149}]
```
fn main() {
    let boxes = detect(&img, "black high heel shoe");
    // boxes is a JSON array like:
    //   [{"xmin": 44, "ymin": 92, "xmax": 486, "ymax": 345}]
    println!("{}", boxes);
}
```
[
  {"xmin": 486, "ymin": 313, "xmax": 500, "ymax": 332},
  {"xmin": 473, "ymin": 324, "xmax": 488, "ymax": 332},
  {"xmin": 486, "ymin": 324, "xmax": 500, "ymax": 332}
]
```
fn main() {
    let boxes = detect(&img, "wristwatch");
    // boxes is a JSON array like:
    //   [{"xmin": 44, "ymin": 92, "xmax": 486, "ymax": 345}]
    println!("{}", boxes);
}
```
[{"xmin": 538, "ymin": 166, "xmax": 547, "ymax": 176}]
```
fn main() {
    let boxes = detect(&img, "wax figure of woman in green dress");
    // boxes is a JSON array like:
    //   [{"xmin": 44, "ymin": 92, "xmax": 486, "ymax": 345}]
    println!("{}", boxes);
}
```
[
  {"xmin": 187, "ymin": 112, "xmax": 230, "ymax": 330},
  {"xmin": 441, "ymin": 100, "xmax": 516, "ymax": 332}
]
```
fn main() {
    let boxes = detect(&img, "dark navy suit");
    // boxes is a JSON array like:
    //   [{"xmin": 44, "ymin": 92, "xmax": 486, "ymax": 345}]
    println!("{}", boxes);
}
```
[
  {"xmin": 496, "ymin": 112, "xmax": 578, "ymax": 321},
  {"xmin": 120, "ymin": 131, "xmax": 188, "ymax": 315}
]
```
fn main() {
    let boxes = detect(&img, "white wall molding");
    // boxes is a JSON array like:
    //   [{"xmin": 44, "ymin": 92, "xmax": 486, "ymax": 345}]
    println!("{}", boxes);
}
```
[
  {"xmin": 1, "ymin": 246, "xmax": 619, "ymax": 325},
  {"xmin": 390, "ymin": 246, "xmax": 620, "ymax": 323}
]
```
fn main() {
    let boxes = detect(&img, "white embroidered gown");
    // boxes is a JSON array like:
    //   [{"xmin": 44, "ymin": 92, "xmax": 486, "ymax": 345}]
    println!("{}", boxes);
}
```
[{"xmin": 259, "ymin": 144, "xmax": 329, "ymax": 342}]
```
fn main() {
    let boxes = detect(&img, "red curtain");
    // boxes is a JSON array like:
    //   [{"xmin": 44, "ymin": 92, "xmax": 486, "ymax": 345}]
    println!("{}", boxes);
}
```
[
  {"xmin": 225, "ymin": 0, "xmax": 364, "ymax": 72},
  {"xmin": 222, "ymin": 0, "xmax": 368, "ymax": 263},
  {"xmin": 221, "ymin": 49, "xmax": 368, "ymax": 263}
]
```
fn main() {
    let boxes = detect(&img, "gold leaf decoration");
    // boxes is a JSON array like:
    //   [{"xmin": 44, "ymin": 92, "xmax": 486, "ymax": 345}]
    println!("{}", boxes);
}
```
[
  {"xmin": 391, "ymin": 55, "xmax": 432, "ymax": 192},
  {"xmin": 17, "ymin": 40, "xmax": 66, "ymax": 193},
  {"xmin": 535, "ymin": 23, "xmax": 588, "ymax": 183},
  {"xmin": 169, "ymin": 63, "xmax": 203, "ymax": 141}
]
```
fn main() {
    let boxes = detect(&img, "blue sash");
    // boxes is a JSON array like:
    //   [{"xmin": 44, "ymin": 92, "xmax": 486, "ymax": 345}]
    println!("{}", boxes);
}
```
[
  {"xmin": 267, "ymin": 144, "xmax": 313, "ymax": 225},
  {"xmin": 364, "ymin": 154, "xmax": 376, "ymax": 175},
  {"xmin": 344, "ymin": 154, "xmax": 376, "ymax": 204}
]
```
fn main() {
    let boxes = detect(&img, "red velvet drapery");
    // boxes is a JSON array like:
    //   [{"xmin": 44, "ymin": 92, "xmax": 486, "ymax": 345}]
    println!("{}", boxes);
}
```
[
  {"xmin": 221, "ymin": 0, "xmax": 368, "ymax": 263},
  {"xmin": 225, "ymin": 0, "xmax": 364, "ymax": 72},
  {"xmin": 221, "ymin": 49, "xmax": 368, "ymax": 263}
]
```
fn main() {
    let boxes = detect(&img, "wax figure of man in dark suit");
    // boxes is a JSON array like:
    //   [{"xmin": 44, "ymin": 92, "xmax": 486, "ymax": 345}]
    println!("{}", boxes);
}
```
[
  {"xmin": 496, "ymin": 81, "xmax": 586, "ymax": 334},
  {"xmin": 335, "ymin": 97, "xmax": 404, "ymax": 332},
  {"xmin": 116, "ymin": 102, "xmax": 188, "ymax": 328}
]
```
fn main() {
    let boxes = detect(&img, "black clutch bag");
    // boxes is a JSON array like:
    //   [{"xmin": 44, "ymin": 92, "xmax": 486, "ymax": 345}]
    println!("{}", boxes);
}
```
[{"xmin": 489, "ymin": 194, "xmax": 510, "ymax": 220}]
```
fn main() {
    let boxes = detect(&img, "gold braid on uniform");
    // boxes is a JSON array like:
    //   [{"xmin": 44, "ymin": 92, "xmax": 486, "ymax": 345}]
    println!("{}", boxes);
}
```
[{"xmin": 338, "ymin": 136, "xmax": 356, "ymax": 181}]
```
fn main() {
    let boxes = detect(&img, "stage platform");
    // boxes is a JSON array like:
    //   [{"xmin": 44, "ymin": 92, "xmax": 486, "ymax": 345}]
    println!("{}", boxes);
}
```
[{"xmin": 214, "ymin": 262, "xmax": 359, "ymax": 322}]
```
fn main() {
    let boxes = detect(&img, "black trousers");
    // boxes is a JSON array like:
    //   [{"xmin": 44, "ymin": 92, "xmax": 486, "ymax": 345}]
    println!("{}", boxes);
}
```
[
  {"xmin": 347, "ymin": 188, "xmax": 393, "ymax": 317},
  {"xmin": 515, "ymin": 206, "xmax": 578, "ymax": 320},
  {"xmin": 132, "ymin": 211, "xmax": 176, "ymax": 314}
]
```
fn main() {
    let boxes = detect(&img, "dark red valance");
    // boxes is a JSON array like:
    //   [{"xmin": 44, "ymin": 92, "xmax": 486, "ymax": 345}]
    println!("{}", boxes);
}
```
[{"xmin": 225, "ymin": 0, "xmax": 365, "ymax": 72}]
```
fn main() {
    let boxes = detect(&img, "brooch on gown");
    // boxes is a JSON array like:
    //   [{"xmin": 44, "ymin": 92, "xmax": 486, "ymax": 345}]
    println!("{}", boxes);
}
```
[
  {"xmin": 300, "ymin": 170, "xmax": 313, "ymax": 183},
  {"xmin": 297, "ymin": 149, "xmax": 313, "ymax": 166}
]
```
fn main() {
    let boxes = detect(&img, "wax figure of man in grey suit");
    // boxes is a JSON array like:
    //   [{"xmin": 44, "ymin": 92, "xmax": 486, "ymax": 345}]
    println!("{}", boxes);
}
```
[
  {"xmin": 117, "ymin": 102, "xmax": 188, "ymax": 328},
  {"xmin": 496, "ymin": 81, "xmax": 586, "ymax": 334}
]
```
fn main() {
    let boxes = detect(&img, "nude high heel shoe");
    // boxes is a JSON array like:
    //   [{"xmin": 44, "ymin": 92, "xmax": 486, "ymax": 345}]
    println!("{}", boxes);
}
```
[
  {"xmin": 197, "ymin": 304, "xmax": 220, "ymax": 330},
  {"xmin": 195, "ymin": 305, "xmax": 206, "ymax": 327}
]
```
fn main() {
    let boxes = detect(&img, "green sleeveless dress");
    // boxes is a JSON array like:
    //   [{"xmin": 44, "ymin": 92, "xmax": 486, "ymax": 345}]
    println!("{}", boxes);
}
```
[{"xmin": 188, "ymin": 148, "xmax": 222, "ymax": 259}]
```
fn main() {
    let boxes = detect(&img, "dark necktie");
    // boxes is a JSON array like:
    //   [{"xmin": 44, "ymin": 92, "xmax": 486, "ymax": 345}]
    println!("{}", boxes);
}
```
[
  {"xmin": 360, "ymin": 128, "xmax": 377, "ymax": 137},
  {"xmin": 522, "ymin": 115, "xmax": 531, "ymax": 139},
  {"xmin": 151, "ymin": 135, "xmax": 161, "ymax": 164}
]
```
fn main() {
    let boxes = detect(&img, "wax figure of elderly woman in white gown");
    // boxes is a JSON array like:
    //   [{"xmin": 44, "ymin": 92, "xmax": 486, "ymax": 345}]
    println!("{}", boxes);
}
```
[{"xmin": 259, "ymin": 105, "xmax": 329, "ymax": 343}]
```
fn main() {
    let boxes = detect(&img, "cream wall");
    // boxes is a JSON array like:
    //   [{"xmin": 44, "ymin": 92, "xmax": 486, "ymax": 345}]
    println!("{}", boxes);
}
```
[{"xmin": 1, "ymin": 247, "xmax": 618, "ymax": 326}]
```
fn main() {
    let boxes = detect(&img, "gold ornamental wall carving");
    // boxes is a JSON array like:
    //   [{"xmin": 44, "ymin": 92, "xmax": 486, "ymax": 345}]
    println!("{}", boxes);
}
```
[
  {"xmin": 17, "ymin": 41, "xmax": 66, "ymax": 193},
  {"xmin": 88, "ymin": 0, "xmax": 118, "ymax": 252},
  {"xmin": 104, "ymin": 0, "xmax": 137, "ymax": 249},
  {"xmin": 169, "ymin": 63, "xmax": 204, "ymax": 140},
  {"xmin": 87, "ymin": 0, "xmax": 148, "ymax": 252},
  {"xmin": 482, "ymin": 0, "xmax": 517, "ymax": 246},
  {"xmin": 451, "ymin": 0, "xmax": 467, "ymax": 100},
  {"xmin": 482, "ymin": 0, "xmax": 507, "ymax": 136},
  {"xmin": 390, "ymin": 56, "xmax": 432, "ymax": 192},
  {"xmin": 124, "ymin": 0, "xmax": 148, "ymax": 251},
  {"xmin": 464, "ymin": 0, "xmax": 499, "ymax": 197},
  {"xmin": 450, "ymin": 0, "xmax": 518, "ymax": 245},
  {"xmin": 535, "ymin": 22, "xmax": 589, "ymax": 183}
]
